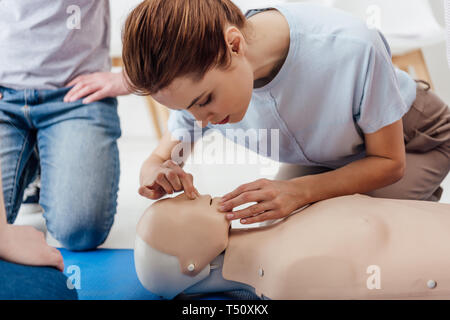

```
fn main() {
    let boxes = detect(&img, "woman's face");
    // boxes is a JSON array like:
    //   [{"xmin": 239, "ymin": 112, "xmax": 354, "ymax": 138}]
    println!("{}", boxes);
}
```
[{"xmin": 152, "ymin": 44, "xmax": 254, "ymax": 128}]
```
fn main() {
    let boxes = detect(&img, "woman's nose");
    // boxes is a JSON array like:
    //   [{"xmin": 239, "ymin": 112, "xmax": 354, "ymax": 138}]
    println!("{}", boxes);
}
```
[{"xmin": 192, "ymin": 111, "xmax": 214, "ymax": 127}]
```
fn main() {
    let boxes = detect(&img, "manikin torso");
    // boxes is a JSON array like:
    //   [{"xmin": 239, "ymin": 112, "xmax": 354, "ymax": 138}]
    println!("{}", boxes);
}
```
[{"xmin": 135, "ymin": 192, "xmax": 450, "ymax": 299}]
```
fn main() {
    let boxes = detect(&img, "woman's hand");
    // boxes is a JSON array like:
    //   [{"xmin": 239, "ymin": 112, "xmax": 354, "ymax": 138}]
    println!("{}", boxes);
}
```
[
  {"xmin": 218, "ymin": 178, "xmax": 311, "ymax": 224},
  {"xmin": 139, "ymin": 160, "xmax": 200, "ymax": 200},
  {"xmin": 0, "ymin": 224, "xmax": 64, "ymax": 272},
  {"xmin": 63, "ymin": 71, "xmax": 131, "ymax": 104}
]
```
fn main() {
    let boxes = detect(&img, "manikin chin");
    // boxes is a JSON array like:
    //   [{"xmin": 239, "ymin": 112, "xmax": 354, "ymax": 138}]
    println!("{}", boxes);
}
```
[{"xmin": 134, "ymin": 192, "xmax": 450, "ymax": 300}]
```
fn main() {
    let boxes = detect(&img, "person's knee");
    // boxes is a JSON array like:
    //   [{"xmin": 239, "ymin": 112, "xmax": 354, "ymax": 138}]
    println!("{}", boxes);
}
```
[
  {"xmin": 56, "ymin": 224, "xmax": 112, "ymax": 251},
  {"xmin": 47, "ymin": 207, "xmax": 115, "ymax": 251}
]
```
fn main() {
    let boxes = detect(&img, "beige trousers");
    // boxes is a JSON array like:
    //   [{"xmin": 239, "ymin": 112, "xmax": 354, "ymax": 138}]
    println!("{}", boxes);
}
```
[{"xmin": 275, "ymin": 81, "xmax": 450, "ymax": 202}]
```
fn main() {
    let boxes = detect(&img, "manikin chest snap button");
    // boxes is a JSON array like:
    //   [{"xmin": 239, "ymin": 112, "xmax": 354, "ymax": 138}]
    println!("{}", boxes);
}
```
[
  {"xmin": 258, "ymin": 268, "xmax": 264, "ymax": 277},
  {"xmin": 187, "ymin": 264, "xmax": 195, "ymax": 272},
  {"xmin": 427, "ymin": 280, "xmax": 437, "ymax": 289}
]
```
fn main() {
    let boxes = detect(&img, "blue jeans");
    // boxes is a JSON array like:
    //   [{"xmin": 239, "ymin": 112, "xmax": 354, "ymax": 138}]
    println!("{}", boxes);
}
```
[
  {"xmin": 0, "ymin": 86, "xmax": 121, "ymax": 251},
  {"xmin": 0, "ymin": 259, "xmax": 78, "ymax": 300}
]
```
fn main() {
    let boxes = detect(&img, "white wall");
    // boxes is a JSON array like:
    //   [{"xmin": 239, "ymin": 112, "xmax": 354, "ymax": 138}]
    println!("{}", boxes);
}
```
[
  {"xmin": 425, "ymin": 0, "xmax": 450, "ymax": 103},
  {"xmin": 283, "ymin": 0, "xmax": 450, "ymax": 103}
]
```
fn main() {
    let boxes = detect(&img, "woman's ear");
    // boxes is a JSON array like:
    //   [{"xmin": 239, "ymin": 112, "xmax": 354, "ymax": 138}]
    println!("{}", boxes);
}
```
[{"xmin": 225, "ymin": 26, "xmax": 244, "ymax": 56}]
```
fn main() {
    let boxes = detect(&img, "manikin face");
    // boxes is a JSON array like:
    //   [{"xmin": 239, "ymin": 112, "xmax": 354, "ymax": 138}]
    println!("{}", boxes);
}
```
[
  {"xmin": 135, "ymin": 192, "xmax": 232, "ymax": 299},
  {"xmin": 136, "ymin": 192, "xmax": 231, "ymax": 276},
  {"xmin": 137, "ymin": 193, "xmax": 228, "ymax": 238},
  {"xmin": 151, "ymin": 27, "xmax": 254, "ymax": 128}
]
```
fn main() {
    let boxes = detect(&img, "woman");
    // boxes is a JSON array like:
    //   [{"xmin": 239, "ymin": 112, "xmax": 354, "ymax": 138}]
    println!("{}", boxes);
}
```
[{"xmin": 122, "ymin": 0, "xmax": 450, "ymax": 225}]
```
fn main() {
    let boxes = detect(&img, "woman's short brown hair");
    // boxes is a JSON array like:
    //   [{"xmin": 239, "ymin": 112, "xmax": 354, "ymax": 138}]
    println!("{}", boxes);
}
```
[{"xmin": 122, "ymin": 0, "xmax": 247, "ymax": 95}]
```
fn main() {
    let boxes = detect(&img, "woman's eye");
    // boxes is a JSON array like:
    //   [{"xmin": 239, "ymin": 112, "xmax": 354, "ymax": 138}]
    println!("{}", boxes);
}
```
[{"xmin": 198, "ymin": 94, "xmax": 212, "ymax": 107}]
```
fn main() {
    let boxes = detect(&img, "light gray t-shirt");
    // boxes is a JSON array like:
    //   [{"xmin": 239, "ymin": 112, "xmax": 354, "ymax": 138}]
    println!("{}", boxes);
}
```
[
  {"xmin": 168, "ymin": 3, "xmax": 417, "ymax": 169},
  {"xmin": 0, "ymin": 0, "xmax": 111, "ymax": 90}
]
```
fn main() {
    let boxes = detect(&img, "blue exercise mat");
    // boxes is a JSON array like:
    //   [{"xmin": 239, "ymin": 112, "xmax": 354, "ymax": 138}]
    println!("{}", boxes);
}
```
[
  {"xmin": 59, "ymin": 248, "xmax": 259, "ymax": 300},
  {"xmin": 60, "ymin": 248, "xmax": 159, "ymax": 300}
]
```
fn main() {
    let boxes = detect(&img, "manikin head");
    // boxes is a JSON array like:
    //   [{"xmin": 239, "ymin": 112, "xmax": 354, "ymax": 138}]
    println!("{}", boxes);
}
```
[
  {"xmin": 122, "ymin": 0, "xmax": 255, "ymax": 128},
  {"xmin": 134, "ymin": 192, "xmax": 231, "ymax": 299}
]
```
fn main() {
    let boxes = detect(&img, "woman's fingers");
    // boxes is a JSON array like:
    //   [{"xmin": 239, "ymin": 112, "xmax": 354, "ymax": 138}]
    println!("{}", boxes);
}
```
[
  {"xmin": 164, "ymin": 169, "xmax": 183, "ymax": 192},
  {"xmin": 177, "ymin": 172, "xmax": 197, "ymax": 199},
  {"xmin": 139, "ymin": 160, "xmax": 199, "ymax": 200},
  {"xmin": 227, "ymin": 200, "xmax": 273, "ymax": 221},
  {"xmin": 163, "ymin": 161, "xmax": 198, "ymax": 199},
  {"xmin": 138, "ymin": 185, "xmax": 165, "ymax": 199},
  {"xmin": 240, "ymin": 210, "xmax": 277, "ymax": 225},
  {"xmin": 154, "ymin": 172, "xmax": 174, "ymax": 194}
]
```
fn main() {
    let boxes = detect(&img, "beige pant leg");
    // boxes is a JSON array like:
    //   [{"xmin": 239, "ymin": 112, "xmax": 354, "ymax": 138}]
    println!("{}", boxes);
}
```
[
  {"xmin": 365, "ymin": 82, "xmax": 450, "ymax": 202},
  {"xmin": 364, "ymin": 150, "xmax": 449, "ymax": 201}
]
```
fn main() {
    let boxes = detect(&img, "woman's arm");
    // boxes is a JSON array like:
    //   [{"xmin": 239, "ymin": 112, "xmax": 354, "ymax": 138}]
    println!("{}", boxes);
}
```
[
  {"xmin": 218, "ymin": 119, "xmax": 406, "ymax": 225},
  {"xmin": 140, "ymin": 129, "xmax": 193, "ymax": 183},
  {"xmin": 295, "ymin": 119, "xmax": 406, "ymax": 203}
]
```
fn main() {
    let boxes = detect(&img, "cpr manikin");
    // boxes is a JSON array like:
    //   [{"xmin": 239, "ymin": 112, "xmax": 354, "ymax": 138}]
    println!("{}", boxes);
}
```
[{"xmin": 135, "ymin": 192, "xmax": 450, "ymax": 299}]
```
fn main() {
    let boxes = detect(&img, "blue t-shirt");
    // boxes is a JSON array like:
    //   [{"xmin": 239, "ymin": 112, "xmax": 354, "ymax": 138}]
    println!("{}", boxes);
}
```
[{"xmin": 167, "ymin": 3, "xmax": 417, "ymax": 169}]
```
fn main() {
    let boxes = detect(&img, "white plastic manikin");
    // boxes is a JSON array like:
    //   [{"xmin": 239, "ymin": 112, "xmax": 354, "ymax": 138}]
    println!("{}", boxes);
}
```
[{"xmin": 134, "ymin": 192, "xmax": 450, "ymax": 300}]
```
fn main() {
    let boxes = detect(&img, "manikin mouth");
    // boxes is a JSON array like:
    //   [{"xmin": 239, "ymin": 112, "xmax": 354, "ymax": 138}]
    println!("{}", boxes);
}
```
[
  {"xmin": 207, "ymin": 194, "xmax": 213, "ymax": 206},
  {"xmin": 209, "ymin": 195, "xmax": 222, "ymax": 207}
]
